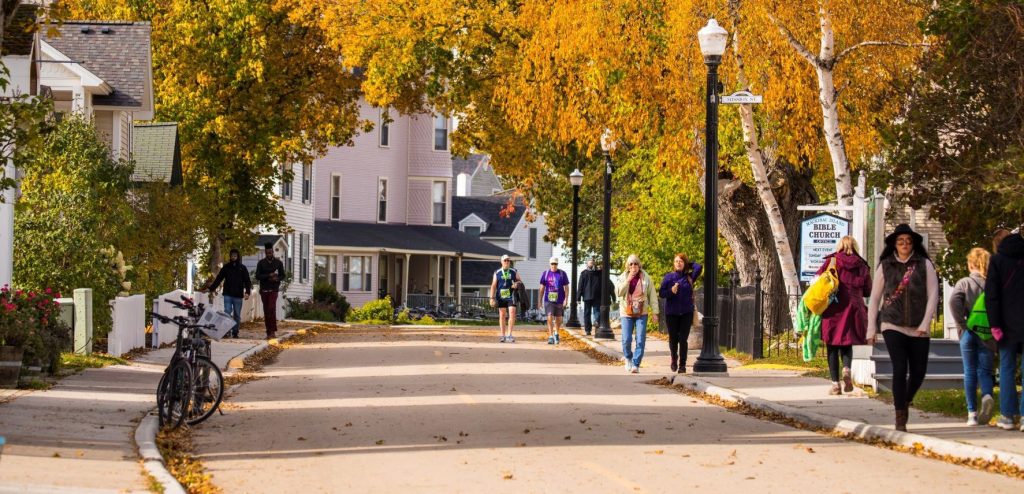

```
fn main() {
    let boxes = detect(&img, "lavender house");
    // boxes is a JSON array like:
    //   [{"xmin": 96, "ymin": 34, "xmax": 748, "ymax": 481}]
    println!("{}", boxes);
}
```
[{"xmin": 311, "ymin": 102, "xmax": 517, "ymax": 308}]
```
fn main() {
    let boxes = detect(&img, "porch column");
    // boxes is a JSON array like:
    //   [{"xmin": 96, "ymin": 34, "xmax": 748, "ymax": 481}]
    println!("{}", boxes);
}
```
[
  {"xmin": 402, "ymin": 253, "xmax": 410, "ymax": 307},
  {"xmin": 435, "ymin": 255, "xmax": 441, "ymax": 306},
  {"xmin": 455, "ymin": 257, "xmax": 463, "ymax": 306}
]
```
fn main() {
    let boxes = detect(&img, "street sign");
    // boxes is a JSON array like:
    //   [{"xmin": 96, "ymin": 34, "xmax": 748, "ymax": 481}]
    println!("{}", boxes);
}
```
[
  {"xmin": 720, "ymin": 90, "xmax": 763, "ymax": 104},
  {"xmin": 798, "ymin": 213, "xmax": 851, "ymax": 282}
]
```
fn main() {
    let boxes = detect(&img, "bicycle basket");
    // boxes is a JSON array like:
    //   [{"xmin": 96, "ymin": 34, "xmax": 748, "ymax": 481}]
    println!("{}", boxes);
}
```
[{"xmin": 197, "ymin": 309, "xmax": 236, "ymax": 340}]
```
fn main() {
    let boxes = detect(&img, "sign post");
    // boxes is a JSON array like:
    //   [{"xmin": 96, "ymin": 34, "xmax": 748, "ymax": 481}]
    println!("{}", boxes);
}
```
[{"xmin": 799, "ymin": 213, "xmax": 851, "ymax": 282}]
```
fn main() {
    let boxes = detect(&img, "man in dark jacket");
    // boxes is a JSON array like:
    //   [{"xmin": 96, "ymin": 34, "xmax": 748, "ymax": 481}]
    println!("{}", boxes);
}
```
[
  {"xmin": 986, "ymin": 232, "xmax": 1024, "ymax": 429},
  {"xmin": 577, "ymin": 258, "xmax": 615, "ymax": 335},
  {"xmin": 208, "ymin": 248, "xmax": 252, "ymax": 338},
  {"xmin": 255, "ymin": 243, "xmax": 286, "ymax": 339}
]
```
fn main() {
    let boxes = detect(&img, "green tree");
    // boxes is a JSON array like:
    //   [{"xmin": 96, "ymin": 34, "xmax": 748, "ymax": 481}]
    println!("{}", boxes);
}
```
[
  {"xmin": 13, "ymin": 116, "xmax": 134, "ymax": 337},
  {"xmin": 878, "ymin": 0, "xmax": 1024, "ymax": 277}
]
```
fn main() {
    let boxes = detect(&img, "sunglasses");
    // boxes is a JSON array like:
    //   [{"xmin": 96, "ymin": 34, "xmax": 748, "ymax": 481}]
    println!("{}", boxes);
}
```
[{"xmin": 628, "ymin": 262, "xmax": 639, "ymax": 266}]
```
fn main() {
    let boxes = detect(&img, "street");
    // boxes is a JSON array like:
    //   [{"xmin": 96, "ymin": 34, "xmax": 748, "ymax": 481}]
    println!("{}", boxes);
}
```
[{"xmin": 191, "ymin": 326, "xmax": 1019, "ymax": 493}]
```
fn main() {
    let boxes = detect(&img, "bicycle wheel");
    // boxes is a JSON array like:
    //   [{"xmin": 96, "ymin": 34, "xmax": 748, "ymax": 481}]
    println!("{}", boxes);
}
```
[
  {"xmin": 186, "ymin": 356, "xmax": 224, "ymax": 426},
  {"xmin": 158, "ymin": 359, "xmax": 194, "ymax": 430}
]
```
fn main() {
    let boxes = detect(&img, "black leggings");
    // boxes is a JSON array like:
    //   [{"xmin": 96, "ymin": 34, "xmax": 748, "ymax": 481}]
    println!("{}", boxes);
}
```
[
  {"xmin": 826, "ymin": 344, "xmax": 853, "ymax": 382},
  {"xmin": 665, "ymin": 313, "xmax": 694, "ymax": 366},
  {"xmin": 882, "ymin": 330, "xmax": 930, "ymax": 411}
]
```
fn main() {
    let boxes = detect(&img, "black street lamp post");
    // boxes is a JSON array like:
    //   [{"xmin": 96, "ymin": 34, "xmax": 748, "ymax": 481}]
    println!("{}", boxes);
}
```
[
  {"xmin": 693, "ymin": 19, "xmax": 729, "ymax": 374},
  {"xmin": 595, "ymin": 130, "xmax": 616, "ymax": 340},
  {"xmin": 566, "ymin": 169, "xmax": 584, "ymax": 328}
]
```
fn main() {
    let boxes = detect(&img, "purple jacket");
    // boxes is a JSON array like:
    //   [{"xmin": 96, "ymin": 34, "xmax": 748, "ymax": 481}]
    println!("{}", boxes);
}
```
[
  {"xmin": 659, "ymin": 263, "xmax": 703, "ymax": 316},
  {"xmin": 815, "ymin": 252, "xmax": 871, "ymax": 346}
]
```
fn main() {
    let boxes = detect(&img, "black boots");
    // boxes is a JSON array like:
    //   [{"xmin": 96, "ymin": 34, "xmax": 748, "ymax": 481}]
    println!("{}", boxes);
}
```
[{"xmin": 895, "ymin": 409, "xmax": 909, "ymax": 432}]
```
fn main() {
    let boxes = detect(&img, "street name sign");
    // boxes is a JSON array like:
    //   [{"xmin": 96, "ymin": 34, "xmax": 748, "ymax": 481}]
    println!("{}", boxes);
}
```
[{"xmin": 720, "ymin": 90, "xmax": 763, "ymax": 104}]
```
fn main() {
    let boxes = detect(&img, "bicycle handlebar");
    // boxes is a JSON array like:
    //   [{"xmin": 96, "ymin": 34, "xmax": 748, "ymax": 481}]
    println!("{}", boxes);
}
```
[{"xmin": 149, "ymin": 311, "xmax": 214, "ymax": 330}]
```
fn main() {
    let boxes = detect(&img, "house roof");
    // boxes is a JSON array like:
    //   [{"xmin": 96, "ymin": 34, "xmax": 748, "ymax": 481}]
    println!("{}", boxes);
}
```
[
  {"xmin": 460, "ymin": 260, "xmax": 500, "ymax": 286},
  {"xmin": 452, "ymin": 195, "xmax": 526, "ymax": 239},
  {"xmin": 315, "ymin": 221, "xmax": 520, "ymax": 260},
  {"xmin": 42, "ymin": 21, "xmax": 151, "ymax": 108},
  {"xmin": 452, "ymin": 153, "xmax": 487, "ymax": 177},
  {"xmin": 256, "ymin": 234, "xmax": 284, "ymax": 248},
  {"xmin": 132, "ymin": 122, "xmax": 182, "ymax": 185},
  {"xmin": 2, "ymin": 4, "xmax": 36, "ymax": 56}
]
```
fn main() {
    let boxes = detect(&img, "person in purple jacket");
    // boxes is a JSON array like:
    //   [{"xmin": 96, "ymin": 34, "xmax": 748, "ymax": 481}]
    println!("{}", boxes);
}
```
[
  {"xmin": 817, "ymin": 236, "xmax": 872, "ymax": 395},
  {"xmin": 659, "ymin": 253, "xmax": 702, "ymax": 373}
]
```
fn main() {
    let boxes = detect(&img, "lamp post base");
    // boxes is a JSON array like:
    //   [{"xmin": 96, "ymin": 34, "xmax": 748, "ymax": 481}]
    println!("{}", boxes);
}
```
[{"xmin": 565, "ymin": 319, "xmax": 582, "ymax": 328}]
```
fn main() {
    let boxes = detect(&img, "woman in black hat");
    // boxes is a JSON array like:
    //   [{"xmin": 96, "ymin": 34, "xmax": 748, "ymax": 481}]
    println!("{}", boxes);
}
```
[{"xmin": 866, "ymin": 224, "xmax": 939, "ymax": 432}]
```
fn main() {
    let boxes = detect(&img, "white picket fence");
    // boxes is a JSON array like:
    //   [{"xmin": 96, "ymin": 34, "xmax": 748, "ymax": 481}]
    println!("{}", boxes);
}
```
[
  {"xmin": 150, "ymin": 290, "xmax": 285, "ymax": 347},
  {"xmin": 108, "ymin": 294, "xmax": 146, "ymax": 357}
]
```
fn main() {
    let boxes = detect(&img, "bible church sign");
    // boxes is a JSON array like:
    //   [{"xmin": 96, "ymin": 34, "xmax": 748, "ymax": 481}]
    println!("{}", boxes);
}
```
[{"xmin": 799, "ymin": 213, "xmax": 851, "ymax": 282}]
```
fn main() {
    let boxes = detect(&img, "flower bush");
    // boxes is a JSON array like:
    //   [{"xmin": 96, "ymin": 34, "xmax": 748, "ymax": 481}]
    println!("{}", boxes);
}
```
[{"xmin": 0, "ymin": 285, "xmax": 71, "ymax": 367}]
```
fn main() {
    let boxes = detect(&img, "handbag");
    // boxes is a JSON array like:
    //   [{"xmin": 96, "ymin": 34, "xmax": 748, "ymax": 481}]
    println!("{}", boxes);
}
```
[{"xmin": 802, "ymin": 257, "xmax": 839, "ymax": 315}]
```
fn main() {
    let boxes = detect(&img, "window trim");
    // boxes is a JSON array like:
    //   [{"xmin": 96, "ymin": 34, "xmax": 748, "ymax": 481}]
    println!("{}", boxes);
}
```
[
  {"xmin": 281, "ymin": 164, "xmax": 293, "ymax": 200},
  {"xmin": 299, "ymin": 233, "xmax": 309, "ymax": 283},
  {"xmin": 433, "ymin": 114, "xmax": 448, "ymax": 151},
  {"xmin": 330, "ymin": 174, "xmax": 342, "ymax": 221},
  {"xmin": 379, "ymin": 108, "xmax": 390, "ymax": 148},
  {"xmin": 528, "ymin": 227, "xmax": 538, "ymax": 260},
  {"xmin": 432, "ymin": 180, "xmax": 447, "ymax": 225},
  {"xmin": 377, "ymin": 177, "xmax": 388, "ymax": 223},
  {"xmin": 301, "ymin": 164, "xmax": 312, "ymax": 204},
  {"xmin": 342, "ymin": 255, "xmax": 373, "ymax": 293}
]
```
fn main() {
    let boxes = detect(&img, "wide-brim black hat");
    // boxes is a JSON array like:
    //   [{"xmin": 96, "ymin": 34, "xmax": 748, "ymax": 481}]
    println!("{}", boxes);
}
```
[{"xmin": 885, "ymin": 223, "xmax": 924, "ymax": 247}]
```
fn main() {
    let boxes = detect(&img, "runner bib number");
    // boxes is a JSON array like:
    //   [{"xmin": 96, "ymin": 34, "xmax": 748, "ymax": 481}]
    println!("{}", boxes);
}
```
[
  {"xmin": 547, "ymin": 291, "xmax": 558, "ymax": 302},
  {"xmin": 500, "ymin": 288, "xmax": 511, "ymax": 299}
]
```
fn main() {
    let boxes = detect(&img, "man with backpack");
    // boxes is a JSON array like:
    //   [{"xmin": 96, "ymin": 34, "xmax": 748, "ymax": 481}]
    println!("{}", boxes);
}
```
[
  {"xmin": 489, "ymin": 254, "xmax": 523, "ymax": 343},
  {"xmin": 539, "ymin": 257, "xmax": 570, "ymax": 345}
]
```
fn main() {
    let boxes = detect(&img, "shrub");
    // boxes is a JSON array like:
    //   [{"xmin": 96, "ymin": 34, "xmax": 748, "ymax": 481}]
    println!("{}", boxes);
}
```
[
  {"xmin": 0, "ymin": 286, "xmax": 71, "ymax": 369},
  {"xmin": 350, "ymin": 296, "xmax": 395, "ymax": 323},
  {"xmin": 313, "ymin": 281, "xmax": 350, "ymax": 321},
  {"xmin": 284, "ymin": 297, "xmax": 337, "ymax": 322},
  {"xmin": 394, "ymin": 308, "xmax": 412, "ymax": 325},
  {"xmin": 418, "ymin": 314, "xmax": 437, "ymax": 325}
]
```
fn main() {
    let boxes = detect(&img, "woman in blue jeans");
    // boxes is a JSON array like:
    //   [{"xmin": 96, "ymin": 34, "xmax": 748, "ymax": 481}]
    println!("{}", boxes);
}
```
[
  {"xmin": 614, "ymin": 254, "xmax": 659, "ymax": 374},
  {"xmin": 949, "ymin": 248, "xmax": 995, "ymax": 426},
  {"xmin": 987, "ymin": 231, "xmax": 1024, "ymax": 430}
]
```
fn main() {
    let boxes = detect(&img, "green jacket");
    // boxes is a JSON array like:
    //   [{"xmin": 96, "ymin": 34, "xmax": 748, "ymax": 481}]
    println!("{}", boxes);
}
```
[{"xmin": 795, "ymin": 297, "xmax": 822, "ymax": 362}]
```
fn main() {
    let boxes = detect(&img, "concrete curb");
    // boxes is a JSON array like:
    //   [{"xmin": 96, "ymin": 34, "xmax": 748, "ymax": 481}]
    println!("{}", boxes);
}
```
[
  {"xmin": 134, "ymin": 329, "xmax": 308, "ymax": 494},
  {"xmin": 562, "ymin": 326, "xmax": 1024, "ymax": 471},
  {"xmin": 669, "ymin": 374, "xmax": 1024, "ymax": 470},
  {"xmin": 135, "ymin": 414, "xmax": 186, "ymax": 494}
]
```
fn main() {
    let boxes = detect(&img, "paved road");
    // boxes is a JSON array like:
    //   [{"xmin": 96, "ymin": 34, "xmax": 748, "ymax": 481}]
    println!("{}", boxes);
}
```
[{"xmin": 193, "ymin": 327, "xmax": 1022, "ymax": 493}]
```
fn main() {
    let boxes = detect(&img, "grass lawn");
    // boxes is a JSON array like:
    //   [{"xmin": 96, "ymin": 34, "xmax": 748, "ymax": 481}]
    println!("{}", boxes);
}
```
[
  {"xmin": 60, "ymin": 352, "xmax": 128, "ymax": 373},
  {"xmin": 722, "ymin": 347, "xmax": 829, "ymax": 378},
  {"xmin": 870, "ymin": 386, "xmax": 1020, "ymax": 420}
]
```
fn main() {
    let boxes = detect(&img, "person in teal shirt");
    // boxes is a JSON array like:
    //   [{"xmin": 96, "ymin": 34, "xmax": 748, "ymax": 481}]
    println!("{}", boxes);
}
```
[{"xmin": 490, "ymin": 255, "xmax": 523, "ymax": 343}]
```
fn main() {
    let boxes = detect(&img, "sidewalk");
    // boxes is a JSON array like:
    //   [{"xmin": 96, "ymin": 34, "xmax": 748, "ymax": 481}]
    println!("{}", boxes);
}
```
[
  {"xmin": 565, "ymin": 326, "xmax": 1024, "ymax": 468},
  {"xmin": 0, "ymin": 334, "xmax": 280, "ymax": 493}
]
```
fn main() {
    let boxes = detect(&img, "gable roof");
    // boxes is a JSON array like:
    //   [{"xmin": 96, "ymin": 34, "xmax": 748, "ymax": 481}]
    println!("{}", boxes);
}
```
[
  {"xmin": 452, "ymin": 153, "xmax": 487, "ymax": 177},
  {"xmin": 452, "ymin": 195, "xmax": 526, "ymax": 239},
  {"xmin": 132, "ymin": 123, "xmax": 182, "ymax": 185},
  {"xmin": 42, "ymin": 21, "xmax": 151, "ymax": 108},
  {"xmin": 2, "ymin": 4, "xmax": 36, "ymax": 56}
]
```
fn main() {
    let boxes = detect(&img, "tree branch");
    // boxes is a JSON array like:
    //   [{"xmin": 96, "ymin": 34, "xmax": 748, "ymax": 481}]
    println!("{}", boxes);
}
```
[
  {"xmin": 767, "ymin": 12, "xmax": 820, "ymax": 67},
  {"xmin": 835, "ymin": 40, "xmax": 929, "ymax": 62}
]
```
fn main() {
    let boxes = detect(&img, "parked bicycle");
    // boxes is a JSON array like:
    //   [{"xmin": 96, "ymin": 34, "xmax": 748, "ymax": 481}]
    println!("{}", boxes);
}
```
[{"xmin": 151, "ymin": 296, "xmax": 225, "ymax": 429}]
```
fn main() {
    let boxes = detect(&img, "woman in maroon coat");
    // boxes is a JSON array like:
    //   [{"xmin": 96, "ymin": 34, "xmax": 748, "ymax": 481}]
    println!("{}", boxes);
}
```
[{"xmin": 815, "ymin": 236, "xmax": 872, "ymax": 395}]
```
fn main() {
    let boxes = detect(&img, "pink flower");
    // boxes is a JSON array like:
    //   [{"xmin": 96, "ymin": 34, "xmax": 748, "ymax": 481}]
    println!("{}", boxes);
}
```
[
  {"xmin": 44, "ymin": 288, "xmax": 52, "ymax": 294},
  {"xmin": 3, "ymin": 303, "xmax": 14, "ymax": 312}
]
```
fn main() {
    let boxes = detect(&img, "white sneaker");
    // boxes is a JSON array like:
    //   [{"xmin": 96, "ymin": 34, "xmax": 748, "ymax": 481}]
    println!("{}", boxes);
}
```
[
  {"xmin": 507, "ymin": 335, "xmax": 515, "ymax": 343},
  {"xmin": 979, "ymin": 394, "xmax": 995, "ymax": 425},
  {"xmin": 499, "ymin": 336, "xmax": 506, "ymax": 343},
  {"xmin": 995, "ymin": 416, "xmax": 1016, "ymax": 430},
  {"xmin": 966, "ymin": 412, "xmax": 979, "ymax": 426},
  {"xmin": 624, "ymin": 362, "xmax": 633, "ymax": 373}
]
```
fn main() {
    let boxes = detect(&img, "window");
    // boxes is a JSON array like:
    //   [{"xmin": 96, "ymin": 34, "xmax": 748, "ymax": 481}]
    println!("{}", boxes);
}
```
[
  {"xmin": 301, "ymin": 164, "xmax": 311, "ymax": 203},
  {"xmin": 299, "ymin": 233, "xmax": 309, "ymax": 282},
  {"xmin": 281, "ymin": 165, "xmax": 293, "ymax": 200},
  {"xmin": 285, "ymin": 234, "xmax": 294, "ymax": 276},
  {"xmin": 528, "ymin": 227, "xmax": 538, "ymax": 259},
  {"xmin": 432, "ymin": 181, "xmax": 446, "ymax": 224},
  {"xmin": 342, "ymin": 255, "xmax": 373, "ymax": 292},
  {"xmin": 433, "ymin": 115, "xmax": 448, "ymax": 151},
  {"xmin": 465, "ymin": 226, "xmax": 481, "ymax": 237},
  {"xmin": 330, "ymin": 174, "xmax": 342, "ymax": 220},
  {"xmin": 379, "ymin": 109, "xmax": 390, "ymax": 147},
  {"xmin": 329, "ymin": 256, "xmax": 337, "ymax": 287},
  {"xmin": 315, "ymin": 255, "xmax": 328, "ymax": 284},
  {"xmin": 378, "ymin": 178, "xmax": 388, "ymax": 223}
]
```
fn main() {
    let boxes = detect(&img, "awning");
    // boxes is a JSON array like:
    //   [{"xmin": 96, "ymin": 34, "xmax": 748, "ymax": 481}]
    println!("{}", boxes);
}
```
[{"xmin": 315, "ymin": 221, "xmax": 521, "ymax": 260}]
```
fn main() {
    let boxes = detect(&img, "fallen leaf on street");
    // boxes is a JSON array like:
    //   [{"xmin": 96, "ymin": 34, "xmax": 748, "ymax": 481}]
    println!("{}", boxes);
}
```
[{"xmin": 375, "ymin": 440, "xmax": 385, "ymax": 445}]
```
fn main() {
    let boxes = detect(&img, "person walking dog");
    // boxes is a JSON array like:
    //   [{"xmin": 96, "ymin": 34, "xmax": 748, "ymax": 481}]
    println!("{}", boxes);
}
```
[
  {"xmin": 816, "ymin": 236, "xmax": 871, "ymax": 395},
  {"xmin": 867, "ymin": 224, "xmax": 939, "ymax": 432},
  {"xmin": 208, "ymin": 248, "xmax": 252, "ymax": 338},
  {"xmin": 616, "ymin": 254, "xmax": 659, "ymax": 374},
  {"xmin": 658, "ymin": 253, "xmax": 702, "ymax": 374}
]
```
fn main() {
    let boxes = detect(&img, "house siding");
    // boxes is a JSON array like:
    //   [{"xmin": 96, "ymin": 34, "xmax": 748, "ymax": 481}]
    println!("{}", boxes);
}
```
[
  {"xmin": 93, "ymin": 110, "xmax": 114, "ymax": 151},
  {"xmin": 279, "ymin": 162, "xmax": 315, "ymax": 302},
  {"xmin": 470, "ymin": 164, "xmax": 503, "ymax": 196},
  {"xmin": 408, "ymin": 114, "xmax": 453, "ymax": 178},
  {"xmin": 313, "ymin": 100, "xmax": 410, "ymax": 223},
  {"xmin": 119, "ymin": 111, "xmax": 132, "ymax": 161},
  {"xmin": 407, "ymin": 179, "xmax": 434, "ymax": 226},
  {"xmin": 506, "ymin": 214, "xmax": 553, "ymax": 292}
]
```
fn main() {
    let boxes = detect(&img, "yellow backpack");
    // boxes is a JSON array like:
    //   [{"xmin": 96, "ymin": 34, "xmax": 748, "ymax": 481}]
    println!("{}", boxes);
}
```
[{"xmin": 802, "ymin": 257, "xmax": 839, "ymax": 315}]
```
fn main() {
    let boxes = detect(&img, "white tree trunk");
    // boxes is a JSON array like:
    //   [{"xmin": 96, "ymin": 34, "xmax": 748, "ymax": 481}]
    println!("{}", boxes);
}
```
[
  {"xmin": 816, "ymin": 3, "xmax": 854, "ymax": 209},
  {"xmin": 729, "ymin": 0, "xmax": 802, "ymax": 312}
]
